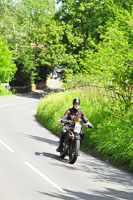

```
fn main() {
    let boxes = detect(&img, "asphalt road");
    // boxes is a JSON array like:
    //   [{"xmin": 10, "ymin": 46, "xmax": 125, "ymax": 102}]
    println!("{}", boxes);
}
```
[{"xmin": 0, "ymin": 91, "xmax": 133, "ymax": 200}]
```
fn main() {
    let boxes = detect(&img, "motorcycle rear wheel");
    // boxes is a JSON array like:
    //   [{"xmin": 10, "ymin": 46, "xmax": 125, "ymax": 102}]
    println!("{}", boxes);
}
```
[{"xmin": 69, "ymin": 140, "xmax": 80, "ymax": 164}]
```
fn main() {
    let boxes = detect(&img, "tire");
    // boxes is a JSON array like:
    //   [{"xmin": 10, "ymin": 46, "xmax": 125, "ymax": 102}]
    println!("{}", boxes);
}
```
[{"xmin": 69, "ymin": 140, "xmax": 80, "ymax": 164}]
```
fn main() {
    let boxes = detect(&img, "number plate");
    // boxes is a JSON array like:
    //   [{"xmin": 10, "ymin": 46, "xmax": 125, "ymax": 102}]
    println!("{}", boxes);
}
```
[{"xmin": 74, "ymin": 123, "xmax": 81, "ymax": 133}]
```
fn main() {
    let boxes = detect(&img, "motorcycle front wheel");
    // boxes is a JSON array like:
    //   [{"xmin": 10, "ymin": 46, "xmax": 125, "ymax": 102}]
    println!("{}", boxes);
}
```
[
  {"xmin": 69, "ymin": 140, "xmax": 80, "ymax": 164},
  {"xmin": 60, "ymin": 150, "xmax": 66, "ymax": 159},
  {"xmin": 60, "ymin": 143, "xmax": 67, "ymax": 159}
]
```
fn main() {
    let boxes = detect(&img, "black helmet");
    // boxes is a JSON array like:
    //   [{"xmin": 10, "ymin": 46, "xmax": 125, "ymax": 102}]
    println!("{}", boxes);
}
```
[{"xmin": 73, "ymin": 98, "xmax": 80, "ymax": 105}]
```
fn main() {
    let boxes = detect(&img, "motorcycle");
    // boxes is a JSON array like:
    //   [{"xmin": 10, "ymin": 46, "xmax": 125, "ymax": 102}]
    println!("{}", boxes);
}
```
[{"xmin": 59, "ymin": 118, "xmax": 86, "ymax": 164}]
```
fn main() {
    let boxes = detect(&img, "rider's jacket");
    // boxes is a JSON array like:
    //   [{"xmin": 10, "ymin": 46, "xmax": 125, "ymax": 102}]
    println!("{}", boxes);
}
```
[{"xmin": 61, "ymin": 107, "xmax": 89, "ymax": 123}]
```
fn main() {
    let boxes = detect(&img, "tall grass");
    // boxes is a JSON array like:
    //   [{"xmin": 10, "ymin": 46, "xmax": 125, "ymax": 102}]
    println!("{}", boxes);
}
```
[{"xmin": 37, "ymin": 88, "xmax": 133, "ymax": 172}]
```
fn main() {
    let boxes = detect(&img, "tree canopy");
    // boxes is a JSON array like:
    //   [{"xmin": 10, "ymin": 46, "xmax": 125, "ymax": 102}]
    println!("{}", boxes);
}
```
[
  {"xmin": 0, "ymin": 36, "xmax": 16, "ymax": 83},
  {"xmin": 0, "ymin": 0, "xmax": 132, "ymax": 101}
]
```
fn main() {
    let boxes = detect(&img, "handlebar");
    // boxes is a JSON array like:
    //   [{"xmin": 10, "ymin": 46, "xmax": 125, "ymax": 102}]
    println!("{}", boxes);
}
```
[
  {"xmin": 60, "ymin": 119, "xmax": 74, "ymax": 124},
  {"xmin": 83, "ymin": 123, "xmax": 94, "ymax": 128},
  {"xmin": 58, "ymin": 119, "xmax": 93, "ymax": 128}
]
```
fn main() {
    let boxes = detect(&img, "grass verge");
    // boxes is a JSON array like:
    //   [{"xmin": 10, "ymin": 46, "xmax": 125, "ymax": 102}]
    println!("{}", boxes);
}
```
[{"xmin": 0, "ymin": 85, "xmax": 14, "ymax": 96}]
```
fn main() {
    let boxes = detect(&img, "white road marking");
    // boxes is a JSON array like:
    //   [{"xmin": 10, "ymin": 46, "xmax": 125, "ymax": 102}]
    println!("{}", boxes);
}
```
[
  {"xmin": 24, "ymin": 161, "xmax": 66, "ymax": 194},
  {"xmin": 0, "ymin": 139, "xmax": 14, "ymax": 152}
]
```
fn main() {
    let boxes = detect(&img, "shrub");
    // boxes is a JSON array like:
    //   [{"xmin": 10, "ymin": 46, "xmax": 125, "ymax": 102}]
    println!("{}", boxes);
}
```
[{"xmin": 0, "ymin": 85, "xmax": 13, "ymax": 96}]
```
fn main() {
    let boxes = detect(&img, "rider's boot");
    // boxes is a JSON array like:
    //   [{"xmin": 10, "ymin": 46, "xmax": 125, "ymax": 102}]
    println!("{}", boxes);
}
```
[{"xmin": 56, "ymin": 144, "xmax": 63, "ymax": 152}]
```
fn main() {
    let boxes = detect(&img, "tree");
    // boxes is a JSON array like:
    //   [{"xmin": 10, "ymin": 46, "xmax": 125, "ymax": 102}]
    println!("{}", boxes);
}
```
[
  {"xmin": 0, "ymin": 36, "xmax": 16, "ymax": 83},
  {"xmin": 0, "ymin": 0, "xmax": 56, "ymax": 86},
  {"xmin": 55, "ymin": 0, "xmax": 132, "ymax": 73},
  {"xmin": 81, "ymin": 7, "xmax": 132, "ymax": 105}
]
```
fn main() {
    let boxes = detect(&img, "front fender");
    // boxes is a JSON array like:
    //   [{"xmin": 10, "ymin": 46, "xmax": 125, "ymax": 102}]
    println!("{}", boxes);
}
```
[{"xmin": 75, "ymin": 135, "xmax": 81, "ymax": 140}]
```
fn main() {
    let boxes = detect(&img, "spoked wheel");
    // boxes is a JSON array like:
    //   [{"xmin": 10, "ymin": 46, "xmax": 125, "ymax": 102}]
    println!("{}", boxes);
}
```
[
  {"xmin": 60, "ymin": 143, "xmax": 67, "ymax": 159},
  {"xmin": 69, "ymin": 140, "xmax": 80, "ymax": 164},
  {"xmin": 60, "ymin": 150, "xmax": 66, "ymax": 159}
]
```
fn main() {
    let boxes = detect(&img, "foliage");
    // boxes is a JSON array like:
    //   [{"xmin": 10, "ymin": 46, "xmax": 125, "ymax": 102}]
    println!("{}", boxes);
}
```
[
  {"xmin": 90, "ymin": 9, "xmax": 133, "ymax": 95},
  {"xmin": 0, "ymin": 36, "xmax": 16, "ymax": 83},
  {"xmin": 0, "ymin": 0, "xmax": 56, "ymax": 86},
  {"xmin": 0, "ymin": 85, "xmax": 14, "ymax": 96},
  {"xmin": 37, "ymin": 20, "xmax": 66, "ymax": 71},
  {"xmin": 37, "ymin": 88, "xmax": 133, "ymax": 171},
  {"xmin": 55, "ymin": 0, "xmax": 132, "ymax": 71},
  {"xmin": 0, "ymin": 0, "xmax": 132, "ymax": 93},
  {"xmin": 60, "ymin": 5, "xmax": 133, "ymax": 106},
  {"xmin": 88, "ymin": 101, "xmax": 133, "ymax": 170}
]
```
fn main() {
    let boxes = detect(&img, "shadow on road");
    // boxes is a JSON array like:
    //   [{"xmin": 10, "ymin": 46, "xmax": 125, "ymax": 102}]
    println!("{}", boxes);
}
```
[
  {"xmin": 35, "ymin": 151, "xmax": 71, "ymax": 164},
  {"xmin": 27, "ymin": 134, "xmax": 57, "ymax": 146},
  {"xmin": 35, "ymin": 151, "xmax": 61, "ymax": 160},
  {"xmin": 16, "ymin": 87, "xmax": 63, "ymax": 100},
  {"xmin": 38, "ymin": 190, "xmax": 98, "ymax": 200},
  {"xmin": 78, "ymin": 153, "xmax": 133, "ymax": 187},
  {"xmin": 37, "ymin": 187, "xmax": 133, "ymax": 200}
]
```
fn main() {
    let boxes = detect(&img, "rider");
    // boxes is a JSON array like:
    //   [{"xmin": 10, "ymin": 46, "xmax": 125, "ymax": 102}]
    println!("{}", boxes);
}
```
[{"xmin": 56, "ymin": 97, "xmax": 94, "ymax": 152}]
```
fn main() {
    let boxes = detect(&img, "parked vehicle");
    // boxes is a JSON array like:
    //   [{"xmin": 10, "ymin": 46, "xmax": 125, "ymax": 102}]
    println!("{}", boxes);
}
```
[
  {"xmin": 59, "ymin": 118, "xmax": 87, "ymax": 164},
  {"xmin": 52, "ymin": 72, "xmax": 58, "ymax": 79},
  {"xmin": 50, "ymin": 66, "xmax": 63, "ymax": 79},
  {"xmin": 56, "ymin": 66, "xmax": 63, "ymax": 73}
]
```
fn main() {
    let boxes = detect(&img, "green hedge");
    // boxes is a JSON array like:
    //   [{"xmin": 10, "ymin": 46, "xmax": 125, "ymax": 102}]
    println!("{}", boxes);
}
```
[{"xmin": 36, "ymin": 88, "xmax": 133, "ymax": 172}]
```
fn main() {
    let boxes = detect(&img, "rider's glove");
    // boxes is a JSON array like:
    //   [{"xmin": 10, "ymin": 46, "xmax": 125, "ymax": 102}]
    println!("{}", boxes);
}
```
[
  {"xmin": 58, "ymin": 118, "xmax": 63, "ymax": 123},
  {"xmin": 58, "ymin": 119, "xmax": 62, "ymax": 124},
  {"xmin": 85, "ymin": 122, "xmax": 94, "ymax": 128}
]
